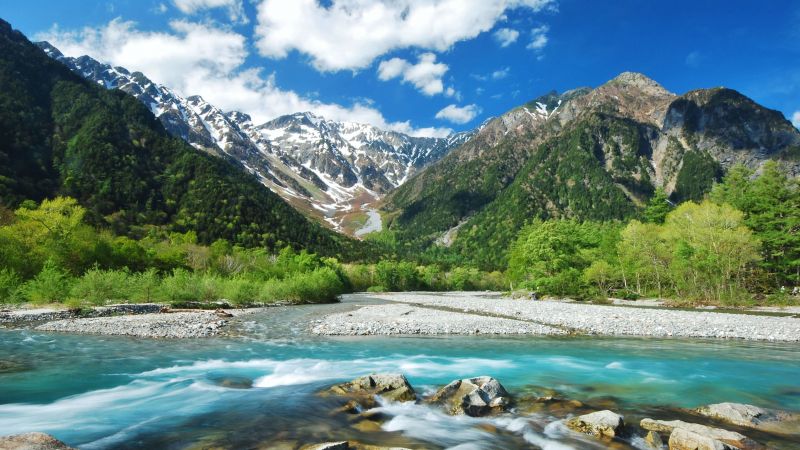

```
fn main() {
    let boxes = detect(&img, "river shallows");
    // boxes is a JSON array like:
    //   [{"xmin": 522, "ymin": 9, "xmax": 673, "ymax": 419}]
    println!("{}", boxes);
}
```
[{"xmin": 1, "ymin": 294, "xmax": 799, "ymax": 449}]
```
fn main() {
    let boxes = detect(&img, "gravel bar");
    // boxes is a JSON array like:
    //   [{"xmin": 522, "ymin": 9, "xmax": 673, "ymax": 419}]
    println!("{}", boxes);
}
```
[
  {"xmin": 323, "ymin": 292, "xmax": 800, "ymax": 341},
  {"xmin": 312, "ymin": 303, "xmax": 566, "ymax": 336},
  {"xmin": 35, "ymin": 311, "xmax": 245, "ymax": 339}
]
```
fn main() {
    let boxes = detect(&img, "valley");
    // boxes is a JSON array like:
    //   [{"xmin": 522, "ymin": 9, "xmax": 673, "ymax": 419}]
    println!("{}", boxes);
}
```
[{"xmin": 1, "ymin": 5, "xmax": 799, "ymax": 450}]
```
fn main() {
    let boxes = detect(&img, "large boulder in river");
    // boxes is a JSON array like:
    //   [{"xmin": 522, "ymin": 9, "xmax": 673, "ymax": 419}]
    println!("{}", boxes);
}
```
[
  {"xmin": 427, "ymin": 376, "xmax": 511, "ymax": 416},
  {"xmin": 640, "ymin": 418, "xmax": 758, "ymax": 449},
  {"xmin": 565, "ymin": 410, "xmax": 625, "ymax": 438},
  {"xmin": 0, "ymin": 432, "xmax": 75, "ymax": 450},
  {"xmin": 693, "ymin": 402, "xmax": 800, "ymax": 435},
  {"xmin": 326, "ymin": 374, "xmax": 416, "ymax": 410},
  {"xmin": 669, "ymin": 428, "xmax": 738, "ymax": 450}
]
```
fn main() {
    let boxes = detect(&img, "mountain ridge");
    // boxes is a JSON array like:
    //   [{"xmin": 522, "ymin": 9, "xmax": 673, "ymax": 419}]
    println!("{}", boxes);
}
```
[
  {"xmin": 36, "ymin": 41, "xmax": 476, "ymax": 234},
  {"xmin": 383, "ymin": 71, "xmax": 800, "ymax": 268}
]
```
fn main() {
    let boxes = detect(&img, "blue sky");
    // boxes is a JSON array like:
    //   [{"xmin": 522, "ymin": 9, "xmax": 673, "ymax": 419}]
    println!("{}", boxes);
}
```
[{"xmin": 2, "ymin": 0, "xmax": 799, "ymax": 136}]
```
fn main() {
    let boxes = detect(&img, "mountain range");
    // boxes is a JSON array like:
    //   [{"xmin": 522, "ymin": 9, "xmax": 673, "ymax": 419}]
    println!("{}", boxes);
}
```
[
  {"xmin": 0, "ymin": 18, "xmax": 353, "ymax": 257},
  {"xmin": 3, "ymin": 18, "xmax": 799, "ymax": 269},
  {"xmin": 36, "ymin": 42, "xmax": 474, "ymax": 234},
  {"xmin": 383, "ymin": 72, "xmax": 800, "ymax": 268}
]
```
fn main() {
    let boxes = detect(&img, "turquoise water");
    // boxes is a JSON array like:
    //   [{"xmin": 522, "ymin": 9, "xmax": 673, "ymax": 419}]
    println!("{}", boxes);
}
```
[{"xmin": 1, "ymin": 295, "xmax": 799, "ymax": 449}]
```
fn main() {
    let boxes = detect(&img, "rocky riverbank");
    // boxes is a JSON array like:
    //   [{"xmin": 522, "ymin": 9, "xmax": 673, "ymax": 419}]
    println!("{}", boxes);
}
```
[
  {"xmin": 309, "ymin": 373, "xmax": 800, "ymax": 449},
  {"xmin": 314, "ymin": 292, "xmax": 800, "ymax": 341},
  {"xmin": 0, "ymin": 304, "xmax": 254, "ymax": 338}
]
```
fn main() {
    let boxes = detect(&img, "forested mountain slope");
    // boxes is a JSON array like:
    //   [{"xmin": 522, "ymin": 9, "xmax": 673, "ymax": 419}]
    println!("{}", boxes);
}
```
[
  {"xmin": 0, "ymin": 19, "xmax": 354, "ymax": 256},
  {"xmin": 383, "ymin": 72, "xmax": 800, "ymax": 268}
]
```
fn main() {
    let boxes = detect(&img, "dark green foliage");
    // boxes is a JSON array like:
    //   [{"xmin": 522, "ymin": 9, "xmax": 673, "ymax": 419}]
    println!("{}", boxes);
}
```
[
  {"xmin": 0, "ymin": 19, "xmax": 353, "ymax": 257},
  {"xmin": 711, "ymin": 162, "xmax": 800, "ymax": 285},
  {"xmin": 642, "ymin": 188, "xmax": 672, "ymax": 224},
  {"xmin": 672, "ymin": 150, "xmax": 722, "ymax": 202}
]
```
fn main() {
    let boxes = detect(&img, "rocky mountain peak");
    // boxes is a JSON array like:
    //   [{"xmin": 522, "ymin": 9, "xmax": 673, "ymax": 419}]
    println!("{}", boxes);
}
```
[{"xmin": 610, "ymin": 72, "xmax": 670, "ymax": 92}]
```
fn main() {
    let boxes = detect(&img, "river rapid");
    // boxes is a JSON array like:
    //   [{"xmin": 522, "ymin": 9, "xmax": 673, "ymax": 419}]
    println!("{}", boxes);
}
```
[{"xmin": 1, "ymin": 294, "xmax": 799, "ymax": 449}]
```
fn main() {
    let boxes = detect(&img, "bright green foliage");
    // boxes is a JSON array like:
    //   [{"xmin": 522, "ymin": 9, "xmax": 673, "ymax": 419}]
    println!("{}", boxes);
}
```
[
  {"xmin": 711, "ymin": 162, "xmax": 800, "ymax": 285},
  {"xmin": 507, "ymin": 220, "xmax": 620, "ymax": 296},
  {"xmin": 0, "ymin": 269, "xmax": 22, "ymax": 303},
  {"xmin": 642, "ymin": 187, "xmax": 672, "ymax": 224},
  {"xmin": 70, "ymin": 267, "xmax": 133, "ymax": 305},
  {"xmin": 618, "ymin": 201, "xmax": 761, "ymax": 304},
  {"xmin": 20, "ymin": 261, "xmax": 74, "ymax": 305}
]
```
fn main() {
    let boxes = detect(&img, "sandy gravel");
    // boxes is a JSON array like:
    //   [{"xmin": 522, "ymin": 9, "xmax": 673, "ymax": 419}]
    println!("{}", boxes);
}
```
[
  {"xmin": 311, "ymin": 303, "xmax": 566, "ymax": 336},
  {"xmin": 35, "ymin": 310, "xmax": 249, "ymax": 339},
  {"xmin": 316, "ymin": 292, "xmax": 800, "ymax": 341}
]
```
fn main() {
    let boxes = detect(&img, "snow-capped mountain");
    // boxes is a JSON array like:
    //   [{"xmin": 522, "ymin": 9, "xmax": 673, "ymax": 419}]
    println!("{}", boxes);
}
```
[{"xmin": 37, "ymin": 41, "xmax": 476, "ymax": 234}]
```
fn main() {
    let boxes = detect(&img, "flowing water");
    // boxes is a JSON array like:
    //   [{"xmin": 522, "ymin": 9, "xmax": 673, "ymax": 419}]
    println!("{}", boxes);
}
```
[{"xmin": 1, "ymin": 294, "xmax": 799, "ymax": 449}]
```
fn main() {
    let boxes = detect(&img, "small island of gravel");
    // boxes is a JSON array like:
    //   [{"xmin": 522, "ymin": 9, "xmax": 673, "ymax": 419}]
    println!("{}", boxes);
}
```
[{"xmin": 313, "ymin": 292, "xmax": 800, "ymax": 341}]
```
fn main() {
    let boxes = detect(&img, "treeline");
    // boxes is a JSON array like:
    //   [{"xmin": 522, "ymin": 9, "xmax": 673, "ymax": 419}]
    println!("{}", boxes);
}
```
[
  {"xmin": 0, "ymin": 197, "xmax": 346, "ymax": 306},
  {"xmin": 0, "ymin": 197, "xmax": 504, "ymax": 306},
  {"xmin": 507, "ymin": 162, "xmax": 799, "ymax": 305}
]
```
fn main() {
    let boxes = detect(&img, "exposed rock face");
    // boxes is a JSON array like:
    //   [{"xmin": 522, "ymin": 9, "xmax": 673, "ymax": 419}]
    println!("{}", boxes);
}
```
[
  {"xmin": 640, "ymin": 418, "xmax": 757, "ymax": 449},
  {"xmin": 693, "ymin": 402, "xmax": 800, "ymax": 435},
  {"xmin": 0, "ymin": 432, "xmax": 75, "ymax": 450},
  {"xmin": 327, "ymin": 373, "xmax": 416, "ymax": 409},
  {"xmin": 427, "ymin": 376, "xmax": 511, "ymax": 416},
  {"xmin": 565, "ymin": 410, "xmax": 626, "ymax": 438}
]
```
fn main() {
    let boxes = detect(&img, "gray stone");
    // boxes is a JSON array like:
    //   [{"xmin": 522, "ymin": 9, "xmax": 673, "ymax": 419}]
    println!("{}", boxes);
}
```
[
  {"xmin": 428, "ymin": 376, "xmax": 511, "ymax": 416},
  {"xmin": 693, "ymin": 402, "xmax": 800, "ymax": 435},
  {"xmin": 0, "ymin": 432, "xmax": 75, "ymax": 450},
  {"xmin": 668, "ymin": 428, "xmax": 737, "ymax": 450},
  {"xmin": 327, "ymin": 373, "xmax": 416, "ymax": 410},
  {"xmin": 640, "ymin": 419, "xmax": 756, "ymax": 449},
  {"xmin": 565, "ymin": 410, "xmax": 625, "ymax": 438}
]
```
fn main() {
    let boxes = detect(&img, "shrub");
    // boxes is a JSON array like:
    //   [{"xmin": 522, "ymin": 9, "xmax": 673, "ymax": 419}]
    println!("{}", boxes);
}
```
[
  {"xmin": 222, "ymin": 277, "xmax": 261, "ymax": 306},
  {"xmin": 129, "ymin": 269, "xmax": 161, "ymax": 303},
  {"xmin": 0, "ymin": 269, "xmax": 22, "ymax": 303},
  {"xmin": 21, "ymin": 262, "xmax": 74, "ymax": 304},
  {"xmin": 70, "ymin": 268, "xmax": 133, "ymax": 305}
]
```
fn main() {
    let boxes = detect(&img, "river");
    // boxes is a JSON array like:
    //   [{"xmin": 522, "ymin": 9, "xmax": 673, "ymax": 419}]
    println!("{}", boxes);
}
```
[{"xmin": 1, "ymin": 294, "xmax": 799, "ymax": 449}]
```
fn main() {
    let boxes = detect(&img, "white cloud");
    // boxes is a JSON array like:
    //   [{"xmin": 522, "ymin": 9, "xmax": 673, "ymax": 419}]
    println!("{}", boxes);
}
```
[
  {"xmin": 792, "ymin": 111, "xmax": 800, "ymax": 129},
  {"xmin": 35, "ymin": 19, "xmax": 451, "ymax": 138},
  {"xmin": 172, "ymin": 0, "xmax": 247, "ymax": 23},
  {"xmin": 493, "ymin": 28, "xmax": 519, "ymax": 47},
  {"xmin": 377, "ymin": 53, "xmax": 450, "ymax": 96},
  {"xmin": 527, "ymin": 24, "xmax": 549, "ymax": 51},
  {"xmin": 154, "ymin": 3, "xmax": 169, "ymax": 14},
  {"xmin": 254, "ymin": 0, "xmax": 557, "ymax": 71},
  {"xmin": 435, "ymin": 104, "xmax": 481, "ymax": 124},
  {"xmin": 491, "ymin": 67, "xmax": 510, "ymax": 80}
]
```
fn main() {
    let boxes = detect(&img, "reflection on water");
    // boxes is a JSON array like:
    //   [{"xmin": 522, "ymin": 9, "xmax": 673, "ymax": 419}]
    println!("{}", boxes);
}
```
[{"xmin": 1, "ymin": 294, "xmax": 799, "ymax": 449}]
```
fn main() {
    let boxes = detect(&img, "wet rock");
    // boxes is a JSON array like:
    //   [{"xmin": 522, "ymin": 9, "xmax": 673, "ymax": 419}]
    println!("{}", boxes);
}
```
[
  {"xmin": 640, "ymin": 419, "xmax": 757, "ymax": 449},
  {"xmin": 644, "ymin": 430, "xmax": 665, "ymax": 449},
  {"xmin": 428, "ymin": 376, "xmax": 511, "ymax": 417},
  {"xmin": 693, "ymin": 402, "xmax": 800, "ymax": 435},
  {"xmin": 212, "ymin": 376, "xmax": 253, "ymax": 389},
  {"xmin": 0, "ymin": 359, "xmax": 30, "ymax": 374},
  {"xmin": 565, "ymin": 410, "xmax": 625, "ymax": 438},
  {"xmin": 516, "ymin": 394, "xmax": 584, "ymax": 416},
  {"xmin": 326, "ymin": 374, "xmax": 415, "ymax": 410},
  {"xmin": 669, "ymin": 428, "xmax": 738, "ymax": 450},
  {"xmin": 0, "ymin": 432, "xmax": 75, "ymax": 450},
  {"xmin": 351, "ymin": 419, "xmax": 382, "ymax": 433},
  {"xmin": 300, "ymin": 443, "xmax": 349, "ymax": 450}
]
